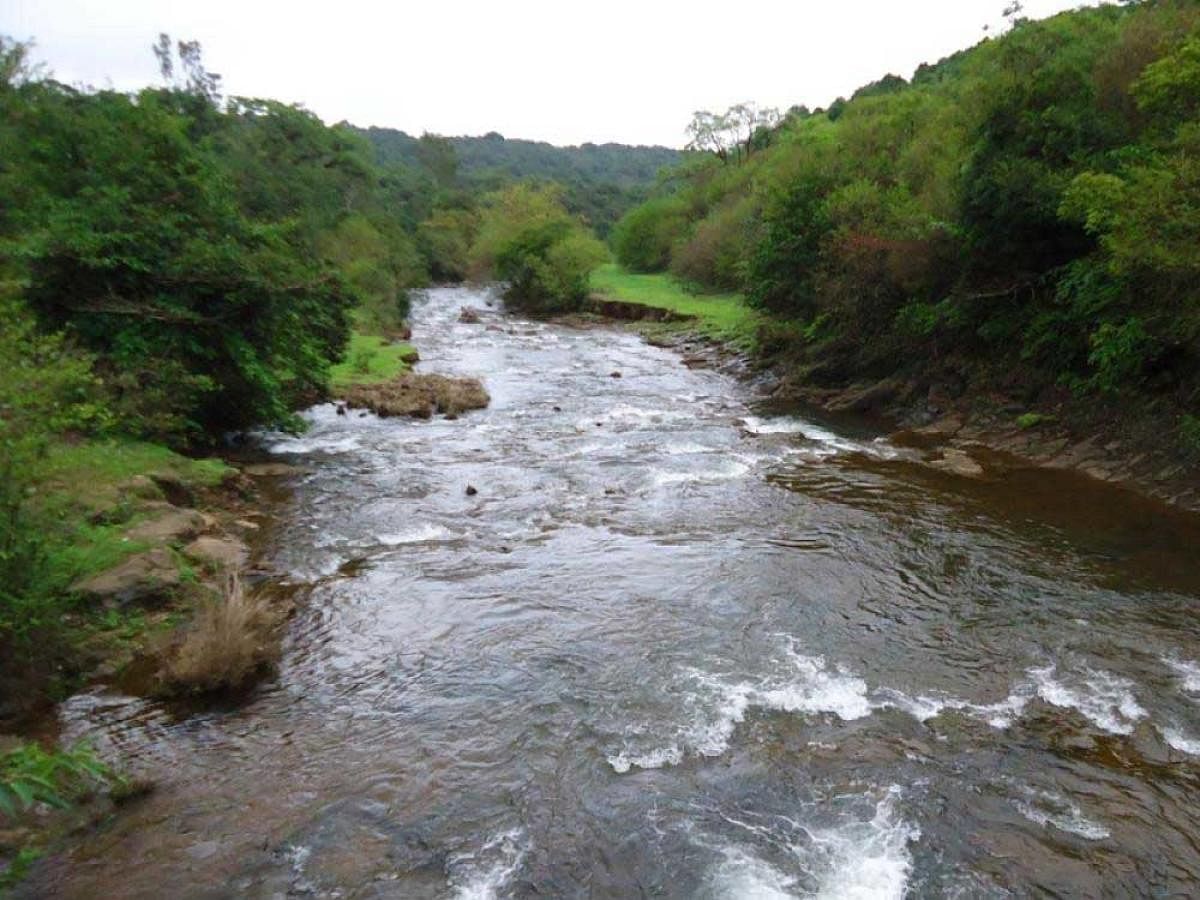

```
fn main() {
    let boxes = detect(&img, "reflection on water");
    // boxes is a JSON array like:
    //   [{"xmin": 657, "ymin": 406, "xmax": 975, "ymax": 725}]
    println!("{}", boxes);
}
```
[{"xmin": 28, "ymin": 286, "xmax": 1200, "ymax": 898}]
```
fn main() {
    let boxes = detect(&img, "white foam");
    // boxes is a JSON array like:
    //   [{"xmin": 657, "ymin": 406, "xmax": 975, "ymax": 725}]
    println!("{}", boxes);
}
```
[
  {"xmin": 1164, "ymin": 657, "xmax": 1200, "ymax": 694},
  {"xmin": 708, "ymin": 847, "xmax": 797, "ymax": 899},
  {"xmin": 1029, "ymin": 665, "xmax": 1146, "ymax": 735},
  {"xmin": 663, "ymin": 441, "xmax": 716, "ymax": 456},
  {"xmin": 756, "ymin": 649, "xmax": 874, "ymax": 721},
  {"xmin": 449, "ymin": 828, "xmax": 528, "ymax": 900},
  {"xmin": 653, "ymin": 459, "xmax": 752, "ymax": 486},
  {"xmin": 1013, "ymin": 788, "xmax": 1109, "ymax": 840},
  {"xmin": 742, "ymin": 416, "xmax": 820, "ymax": 437},
  {"xmin": 267, "ymin": 432, "xmax": 362, "ymax": 455},
  {"xmin": 810, "ymin": 787, "xmax": 918, "ymax": 900},
  {"xmin": 1161, "ymin": 725, "xmax": 1200, "ymax": 756},
  {"xmin": 608, "ymin": 650, "xmax": 870, "ymax": 772},
  {"xmin": 378, "ymin": 524, "xmax": 457, "ymax": 545},
  {"xmin": 606, "ymin": 746, "xmax": 684, "ymax": 774}
]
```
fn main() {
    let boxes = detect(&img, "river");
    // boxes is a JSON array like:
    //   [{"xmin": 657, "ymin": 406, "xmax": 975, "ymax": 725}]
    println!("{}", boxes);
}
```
[{"xmin": 26, "ymin": 285, "xmax": 1200, "ymax": 897}]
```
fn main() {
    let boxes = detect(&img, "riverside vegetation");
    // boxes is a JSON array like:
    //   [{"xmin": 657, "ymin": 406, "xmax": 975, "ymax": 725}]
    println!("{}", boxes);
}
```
[
  {"xmin": 599, "ymin": 0, "xmax": 1200, "ymax": 504},
  {"xmin": 0, "ymin": 31, "xmax": 660, "ymax": 865},
  {"xmin": 3, "ymin": 0, "xmax": 1200, "ymax": 885}
]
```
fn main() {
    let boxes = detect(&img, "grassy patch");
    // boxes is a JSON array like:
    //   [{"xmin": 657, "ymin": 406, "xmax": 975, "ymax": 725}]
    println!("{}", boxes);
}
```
[
  {"xmin": 1016, "ymin": 412, "xmax": 1056, "ymax": 430},
  {"xmin": 590, "ymin": 264, "xmax": 761, "ymax": 348},
  {"xmin": 329, "ymin": 332, "xmax": 416, "ymax": 389},
  {"xmin": 34, "ymin": 440, "xmax": 231, "ymax": 522},
  {"xmin": 28, "ymin": 440, "xmax": 233, "ymax": 587}
]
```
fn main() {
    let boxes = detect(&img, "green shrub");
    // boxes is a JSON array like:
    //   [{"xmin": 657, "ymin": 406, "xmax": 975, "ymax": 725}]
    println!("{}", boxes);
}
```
[
  {"xmin": 471, "ymin": 185, "xmax": 608, "ymax": 313},
  {"xmin": 611, "ymin": 196, "xmax": 688, "ymax": 273},
  {"xmin": 1087, "ymin": 316, "xmax": 1151, "ymax": 393},
  {"xmin": 0, "ymin": 741, "xmax": 118, "ymax": 819},
  {"xmin": 1016, "ymin": 412, "xmax": 1056, "ymax": 429}
]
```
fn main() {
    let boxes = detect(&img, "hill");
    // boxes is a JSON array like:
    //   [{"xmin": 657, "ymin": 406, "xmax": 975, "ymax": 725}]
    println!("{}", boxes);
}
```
[{"xmin": 357, "ymin": 127, "xmax": 681, "ymax": 234}]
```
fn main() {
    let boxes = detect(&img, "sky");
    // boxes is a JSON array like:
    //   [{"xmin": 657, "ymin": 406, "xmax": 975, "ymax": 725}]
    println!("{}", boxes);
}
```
[{"xmin": 4, "ymin": 0, "xmax": 1104, "ymax": 148}]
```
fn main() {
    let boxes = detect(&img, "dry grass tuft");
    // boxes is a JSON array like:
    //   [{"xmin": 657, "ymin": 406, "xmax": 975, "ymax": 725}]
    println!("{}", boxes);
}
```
[{"xmin": 162, "ymin": 573, "xmax": 283, "ymax": 694}]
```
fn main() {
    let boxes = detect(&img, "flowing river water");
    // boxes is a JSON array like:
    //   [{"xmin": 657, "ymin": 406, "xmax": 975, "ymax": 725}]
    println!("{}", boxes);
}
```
[{"xmin": 26, "ymin": 286, "xmax": 1200, "ymax": 898}]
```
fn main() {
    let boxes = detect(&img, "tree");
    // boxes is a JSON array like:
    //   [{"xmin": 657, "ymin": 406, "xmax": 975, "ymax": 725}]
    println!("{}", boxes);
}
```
[
  {"xmin": 685, "ymin": 103, "xmax": 780, "ymax": 164},
  {"xmin": 470, "ymin": 184, "xmax": 607, "ymax": 313},
  {"xmin": 416, "ymin": 133, "xmax": 459, "ymax": 188},
  {"xmin": 153, "ymin": 33, "xmax": 222, "ymax": 103}
]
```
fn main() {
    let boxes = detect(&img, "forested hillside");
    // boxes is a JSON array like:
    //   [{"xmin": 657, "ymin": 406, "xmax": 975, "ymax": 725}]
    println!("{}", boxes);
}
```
[
  {"xmin": 360, "ymin": 127, "xmax": 679, "ymax": 235},
  {"xmin": 611, "ymin": 0, "xmax": 1200, "ymax": 457}
]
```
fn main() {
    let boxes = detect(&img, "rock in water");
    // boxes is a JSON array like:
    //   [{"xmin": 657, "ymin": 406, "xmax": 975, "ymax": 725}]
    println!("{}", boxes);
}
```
[
  {"xmin": 341, "ymin": 373, "xmax": 490, "ymax": 419},
  {"xmin": 459, "ymin": 307, "xmax": 482, "ymax": 324},
  {"xmin": 465, "ymin": 485, "xmax": 478, "ymax": 496}
]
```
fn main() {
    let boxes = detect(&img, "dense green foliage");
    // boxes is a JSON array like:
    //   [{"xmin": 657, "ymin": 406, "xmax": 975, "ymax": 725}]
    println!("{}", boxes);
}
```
[
  {"xmin": 470, "ymin": 185, "xmax": 609, "ymax": 313},
  {"xmin": 0, "ymin": 35, "xmax": 436, "ymax": 711},
  {"xmin": 0, "ymin": 38, "xmax": 432, "ymax": 445},
  {"xmin": 360, "ymin": 127, "xmax": 679, "ymax": 236},
  {"xmin": 614, "ymin": 1, "xmax": 1200, "ymax": 431}
]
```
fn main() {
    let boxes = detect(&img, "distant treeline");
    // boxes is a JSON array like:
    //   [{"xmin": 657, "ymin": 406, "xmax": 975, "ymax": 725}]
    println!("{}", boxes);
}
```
[
  {"xmin": 612, "ymin": 0, "xmax": 1200, "ymax": 449},
  {"xmin": 359, "ymin": 127, "xmax": 680, "ymax": 236}
]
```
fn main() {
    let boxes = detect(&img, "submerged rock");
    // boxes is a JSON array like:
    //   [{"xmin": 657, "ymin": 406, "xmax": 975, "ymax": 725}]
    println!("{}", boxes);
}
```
[
  {"xmin": 459, "ymin": 306, "xmax": 482, "ymax": 324},
  {"xmin": 341, "ymin": 373, "xmax": 490, "ymax": 419},
  {"xmin": 928, "ymin": 447, "xmax": 985, "ymax": 478}
]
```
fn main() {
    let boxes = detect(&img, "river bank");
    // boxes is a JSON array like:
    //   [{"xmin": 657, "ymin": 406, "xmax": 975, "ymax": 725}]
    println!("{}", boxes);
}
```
[
  {"xmin": 588, "ymin": 266, "xmax": 1200, "ymax": 516},
  {"xmin": 0, "ymin": 327, "xmax": 432, "ymax": 886}
]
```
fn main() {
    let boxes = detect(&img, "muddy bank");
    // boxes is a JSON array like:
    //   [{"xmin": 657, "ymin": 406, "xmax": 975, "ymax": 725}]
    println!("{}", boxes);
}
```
[
  {"xmin": 588, "ymin": 310, "xmax": 1199, "ymax": 516},
  {"xmin": 769, "ymin": 373, "xmax": 1200, "ymax": 514}
]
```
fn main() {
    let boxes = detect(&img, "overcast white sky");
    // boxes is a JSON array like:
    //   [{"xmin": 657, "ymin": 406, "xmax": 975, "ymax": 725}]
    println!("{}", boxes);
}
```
[{"xmin": 4, "ymin": 0, "xmax": 1102, "ymax": 148}]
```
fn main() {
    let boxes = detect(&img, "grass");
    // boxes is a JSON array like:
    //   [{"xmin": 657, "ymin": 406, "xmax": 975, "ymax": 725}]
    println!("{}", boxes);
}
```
[
  {"xmin": 29, "ymin": 439, "xmax": 233, "ymax": 588},
  {"xmin": 34, "ymin": 440, "xmax": 231, "ymax": 521},
  {"xmin": 1016, "ymin": 412, "xmax": 1057, "ymax": 430},
  {"xmin": 162, "ymin": 573, "xmax": 282, "ymax": 694},
  {"xmin": 590, "ymin": 263, "xmax": 761, "ymax": 348},
  {"xmin": 330, "ymin": 332, "xmax": 417, "ymax": 389}
]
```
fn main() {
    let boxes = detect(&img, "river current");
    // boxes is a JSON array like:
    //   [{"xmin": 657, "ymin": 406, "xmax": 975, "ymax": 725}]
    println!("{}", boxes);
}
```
[{"xmin": 29, "ymin": 286, "xmax": 1200, "ymax": 897}]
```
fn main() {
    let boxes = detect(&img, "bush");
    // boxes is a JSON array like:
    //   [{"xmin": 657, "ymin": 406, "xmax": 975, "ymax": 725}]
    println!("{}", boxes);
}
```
[
  {"xmin": 669, "ymin": 197, "xmax": 754, "ymax": 291},
  {"xmin": 417, "ymin": 208, "xmax": 478, "ymax": 282},
  {"xmin": 744, "ymin": 175, "xmax": 830, "ymax": 317},
  {"xmin": 610, "ymin": 196, "xmax": 688, "ymax": 272},
  {"xmin": 470, "ymin": 185, "xmax": 608, "ymax": 313},
  {"xmin": 0, "ymin": 293, "xmax": 105, "ymax": 673},
  {"xmin": 317, "ymin": 214, "xmax": 426, "ymax": 335},
  {"xmin": 0, "ymin": 741, "xmax": 117, "ymax": 819}
]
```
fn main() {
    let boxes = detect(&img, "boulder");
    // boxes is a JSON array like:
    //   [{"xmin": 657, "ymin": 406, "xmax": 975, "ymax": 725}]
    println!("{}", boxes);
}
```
[
  {"xmin": 183, "ymin": 535, "xmax": 249, "ymax": 570},
  {"xmin": 459, "ymin": 307, "xmax": 482, "ymax": 324},
  {"xmin": 928, "ymin": 447, "xmax": 984, "ymax": 478},
  {"xmin": 125, "ymin": 508, "xmax": 208, "ymax": 545},
  {"xmin": 825, "ymin": 378, "xmax": 904, "ymax": 414},
  {"xmin": 399, "ymin": 347, "xmax": 421, "ymax": 365},
  {"xmin": 71, "ymin": 548, "xmax": 181, "ymax": 606}
]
